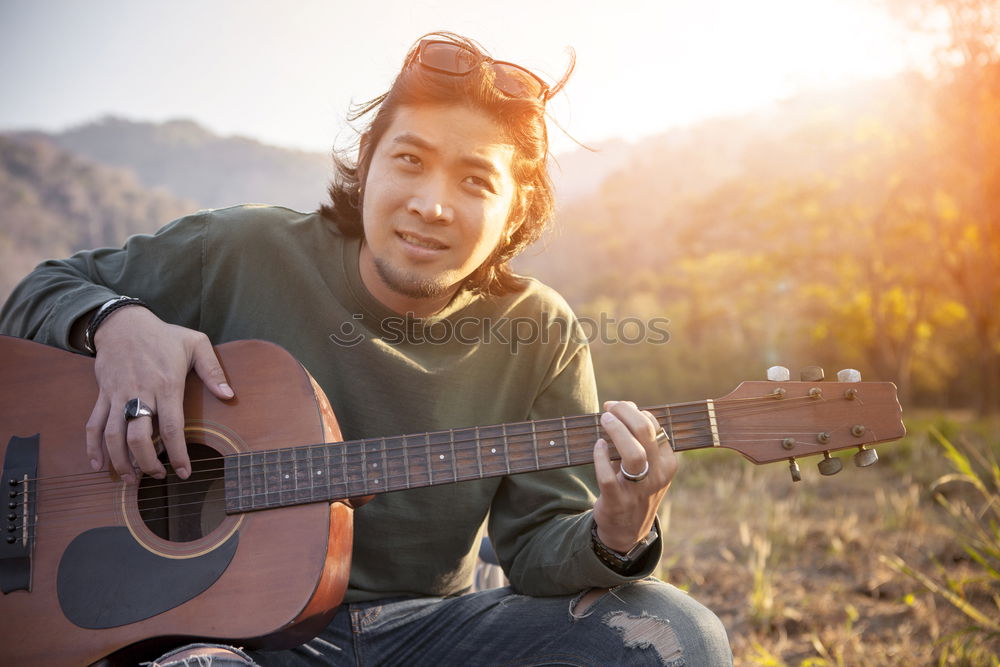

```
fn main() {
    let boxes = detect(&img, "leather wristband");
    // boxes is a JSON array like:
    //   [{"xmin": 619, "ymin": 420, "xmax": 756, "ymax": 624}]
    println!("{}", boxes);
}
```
[
  {"xmin": 591, "ymin": 522, "xmax": 659, "ymax": 575},
  {"xmin": 83, "ymin": 296, "xmax": 148, "ymax": 355}
]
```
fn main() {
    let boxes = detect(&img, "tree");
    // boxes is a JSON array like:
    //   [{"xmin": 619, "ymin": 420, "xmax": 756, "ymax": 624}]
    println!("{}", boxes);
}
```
[{"xmin": 887, "ymin": 0, "xmax": 1000, "ymax": 413}]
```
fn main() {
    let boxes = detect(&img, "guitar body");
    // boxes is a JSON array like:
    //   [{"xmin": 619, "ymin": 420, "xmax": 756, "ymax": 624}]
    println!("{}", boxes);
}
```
[{"xmin": 0, "ymin": 337, "xmax": 353, "ymax": 665}]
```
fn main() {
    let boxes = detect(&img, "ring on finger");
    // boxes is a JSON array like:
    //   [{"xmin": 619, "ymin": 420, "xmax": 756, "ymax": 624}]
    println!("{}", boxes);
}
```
[
  {"xmin": 654, "ymin": 428, "xmax": 670, "ymax": 446},
  {"xmin": 124, "ymin": 398, "xmax": 155, "ymax": 421},
  {"xmin": 620, "ymin": 459, "xmax": 649, "ymax": 483}
]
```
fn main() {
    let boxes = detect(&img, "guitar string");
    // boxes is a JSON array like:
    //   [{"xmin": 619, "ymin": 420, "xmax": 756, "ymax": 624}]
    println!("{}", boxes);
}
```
[
  {"xmin": 21, "ymin": 434, "xmax": 784, "ymax": 523},
  {"xmin": 23, "ymin": 416, "xmax": 835, "ymax": 510},
  {"xmin": 20, "ymin": 425, "xmax": 882, "ymax": 536},
  {"xmin": 11, "ymin": 397, "xmax": 765, "ymax": 490},
  {"xmin": 35, "ymin": 431, "xmax": 824, "ymax": 505},
  {"xmin": 39, "ymin": 415, "xmax": 839, "ymax": 506},
  {"xmin": 15, "ymin": 428, "xmax": 876, "ymax": 532},
  {"xmin": 18, "ymin": 419, "xmax": 874, "ymax": 531},
  {"xmin": 11, "ymin": 400, "xmax": 864, "ymax": 524},
  {"xmin": 16, "ymin": 392, "xmax": 831, "ymax": 488},
  {"xmin": 13, "ymin": 430, "xmax": 707, "ymax": 531},
  {"xmin": 15, "ymin": 432, "xmax": 805, "ymax": 524},
  {"xmin": 12, "ymin": 392, "xmax": 865, "ymax": 523},
  {"xmin": 23, "ymin": 425, "xmax": 716, "ymax": 519},
  {"xmin": 16, "ymin": 400, "xmax": 855, "ymax": 518}
]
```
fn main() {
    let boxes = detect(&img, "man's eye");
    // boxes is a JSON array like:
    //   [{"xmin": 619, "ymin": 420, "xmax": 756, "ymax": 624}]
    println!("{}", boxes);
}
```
[
  {"xmin": 465, "ymin": 176, "xmax": 494, "ymax": 192},
  {"xmin": 397, "ymin": 153, "xmax": 421, "ymax": 166}
]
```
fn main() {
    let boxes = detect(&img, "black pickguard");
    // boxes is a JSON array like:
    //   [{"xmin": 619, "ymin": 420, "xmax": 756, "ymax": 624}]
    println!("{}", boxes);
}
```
[{"xmin": 57, "ymin": 526, "xmax": 238, "ymax": 629}]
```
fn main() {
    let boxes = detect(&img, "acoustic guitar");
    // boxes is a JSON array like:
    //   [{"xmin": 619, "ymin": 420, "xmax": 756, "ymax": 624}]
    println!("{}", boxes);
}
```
[{"xmin": 0, "ymin": 336, "xmax": 905, "ymax": 664}]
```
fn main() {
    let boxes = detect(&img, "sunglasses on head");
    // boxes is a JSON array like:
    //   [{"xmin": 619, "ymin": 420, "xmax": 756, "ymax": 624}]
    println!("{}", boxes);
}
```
[{"xmin": 413, "ymin": 39, "xmax": 550, "ymax": 102}]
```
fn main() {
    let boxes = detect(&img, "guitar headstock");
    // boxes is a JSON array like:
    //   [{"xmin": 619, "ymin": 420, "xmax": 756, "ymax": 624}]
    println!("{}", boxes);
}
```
[{"xmin": 713, "ymin": 366, "xmax": 905, "ymax": 481}]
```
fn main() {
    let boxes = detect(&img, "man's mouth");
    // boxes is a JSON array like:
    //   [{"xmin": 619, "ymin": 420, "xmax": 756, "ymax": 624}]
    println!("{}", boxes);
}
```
[{"xmin": 398, "ymin": 231, "xmax": 448, "ymax": 250}]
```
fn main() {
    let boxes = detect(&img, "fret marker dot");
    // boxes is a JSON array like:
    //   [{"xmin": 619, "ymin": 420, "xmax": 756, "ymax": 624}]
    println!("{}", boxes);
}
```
[
  {"xmin": 491, "ymin": 448, "xmax": 497, "ymax": 454},
  {"xmin": 316, "ymin": 470, "xmax": 322, "ymax": 476},
  {"xmin": 439, "ymin": 454, "xmax": 445, "ymax": 460},
  {"xmin": 549, "ymin": 440, "xmax": 555, "ymax": 446},
  {"xmin": 283, "ymin": 474, "xmax": 290, "ymax": 480},
  {"xmin": 373, "ymin": 463, "xmax": 379, "ymax": 468},
  {"xmin": 374, "ymin": 479, "xmax": 380, "ymax": 485}
]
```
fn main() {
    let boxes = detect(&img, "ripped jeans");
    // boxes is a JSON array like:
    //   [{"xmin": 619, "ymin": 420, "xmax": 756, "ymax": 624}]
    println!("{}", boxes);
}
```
[{"xmin": 150, "ymin": 578, "xmax": 732, "ymax": 667}]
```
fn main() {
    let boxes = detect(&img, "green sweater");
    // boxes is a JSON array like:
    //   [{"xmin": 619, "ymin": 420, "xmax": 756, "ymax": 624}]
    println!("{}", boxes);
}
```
[{"xmin": 0, "ymin": 205, "xmax": 661, "ymax": 600}]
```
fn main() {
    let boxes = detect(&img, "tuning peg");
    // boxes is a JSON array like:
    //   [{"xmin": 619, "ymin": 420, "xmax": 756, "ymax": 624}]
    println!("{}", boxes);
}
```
[
  {"xmin": 817, "ymin": 452, "xmax": 843, "ymax": 476},
  {"xmin": 789, "ymin": 458, "xmax": 801, "ymax": 482},
  {"xmin": 837, "ymin": 369, "xmax": 862, "ymax": 382},
  {"xmin": 800, "ymin": 366, "xmax": 825, "ymax": 382},
  {"xmin": 854, "ymin": 445, "xmax": 878, "ymax": 467},
  {"xmin": 767, "ymin": 366, "xmax": 790, "ymax": 381}
]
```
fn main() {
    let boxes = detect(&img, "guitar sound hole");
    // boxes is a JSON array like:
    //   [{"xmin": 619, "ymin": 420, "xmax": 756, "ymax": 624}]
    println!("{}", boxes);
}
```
[{"xmin": 137, "ymin": 443, "xmax": 226, "ymax": 542}]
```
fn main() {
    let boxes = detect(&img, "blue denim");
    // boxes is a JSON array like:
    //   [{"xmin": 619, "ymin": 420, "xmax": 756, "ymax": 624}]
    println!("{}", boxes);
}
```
[{"xmin": 155, "ymin": 578, "xmax": 732, "ymax": 666}]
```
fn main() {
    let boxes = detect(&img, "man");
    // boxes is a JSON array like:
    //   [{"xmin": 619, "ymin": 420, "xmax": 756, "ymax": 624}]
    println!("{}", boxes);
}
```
[{"xmin": 1, "ymin": 33, "xmax": 731, "ymax": 665}]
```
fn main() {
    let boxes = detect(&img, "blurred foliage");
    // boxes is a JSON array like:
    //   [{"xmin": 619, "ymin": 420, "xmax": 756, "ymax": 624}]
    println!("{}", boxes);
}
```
[{"xmin": 521, "ymin": 0, "xmax": 1000, "ymax": 416}]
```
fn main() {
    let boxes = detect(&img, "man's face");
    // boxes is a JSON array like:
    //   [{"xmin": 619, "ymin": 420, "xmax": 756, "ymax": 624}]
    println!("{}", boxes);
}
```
[{"xmin": 358, "ymin": 104, "xmax": 518, "ymax": 315}]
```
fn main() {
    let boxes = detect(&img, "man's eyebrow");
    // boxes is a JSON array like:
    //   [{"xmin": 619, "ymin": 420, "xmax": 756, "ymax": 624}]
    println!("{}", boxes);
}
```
[
  {"xmin": 460, "ymin": 155, "xmax": 501, "ymax": 178},
  {"xmin": 392, "ymin": 133, "xmax": 502, "ymax": 177},
  {"xmin": 393, "ymin": 132, "xmax": 437, "ymax": 153}
]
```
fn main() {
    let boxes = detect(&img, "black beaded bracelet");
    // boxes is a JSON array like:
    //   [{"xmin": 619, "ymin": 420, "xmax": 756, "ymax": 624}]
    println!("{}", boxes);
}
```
[{"xmin": 83, "ymin": 296, "xmax": 148, "ymax": 355}]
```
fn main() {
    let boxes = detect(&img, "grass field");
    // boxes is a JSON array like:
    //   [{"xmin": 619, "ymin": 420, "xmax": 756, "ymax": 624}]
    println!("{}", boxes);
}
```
[{"xmin": 659, "ymin": 413, "xmax": 1000, "ymax": 666}]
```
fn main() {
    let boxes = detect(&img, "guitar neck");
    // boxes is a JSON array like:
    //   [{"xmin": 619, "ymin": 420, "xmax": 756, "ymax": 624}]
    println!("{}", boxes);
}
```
[{"xmin": 223, "ymin": 401, "xmax": 720, "ymax": 513}]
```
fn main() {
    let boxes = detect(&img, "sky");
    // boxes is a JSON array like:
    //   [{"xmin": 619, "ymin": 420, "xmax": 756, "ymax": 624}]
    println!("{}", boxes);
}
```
[{"xmin": 0, "ymin": 0, "xmax": 931, "ymax": 155}]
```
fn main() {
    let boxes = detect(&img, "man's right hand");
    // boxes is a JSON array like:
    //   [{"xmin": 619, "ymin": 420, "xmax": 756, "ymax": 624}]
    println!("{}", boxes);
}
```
[{"xmin": 86, "ymin": 307, "xmax": 234, "ymax": 483}]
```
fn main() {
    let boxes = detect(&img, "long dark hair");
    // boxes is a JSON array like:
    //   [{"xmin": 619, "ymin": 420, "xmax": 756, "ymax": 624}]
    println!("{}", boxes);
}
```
[{"xmin": 319, "ymin": 32, "xmax": 574, "ymax": 296}]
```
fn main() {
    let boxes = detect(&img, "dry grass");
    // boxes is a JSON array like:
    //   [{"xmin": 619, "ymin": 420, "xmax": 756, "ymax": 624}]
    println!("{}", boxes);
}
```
[{"xmin": 658, "ymin": 413, "xmax": 1000, "ymax": 666}]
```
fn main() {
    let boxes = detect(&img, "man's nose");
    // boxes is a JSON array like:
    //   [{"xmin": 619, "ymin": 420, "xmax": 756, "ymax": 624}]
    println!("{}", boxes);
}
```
[{"xmin": 407, "ymin": 180, "xmax": 454, "ymax": 224}]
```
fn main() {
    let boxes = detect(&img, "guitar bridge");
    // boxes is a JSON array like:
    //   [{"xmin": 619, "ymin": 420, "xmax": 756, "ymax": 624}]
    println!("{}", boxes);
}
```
[{"xmin": 1, "ymin": 434, "xmax": 38, "ymax": 593}]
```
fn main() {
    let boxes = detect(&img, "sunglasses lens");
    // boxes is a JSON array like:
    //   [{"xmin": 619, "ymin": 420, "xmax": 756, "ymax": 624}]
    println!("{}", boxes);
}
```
[
  {"xmin": 420, "ymin": 41, "xmax": 478, "ymax": 74},
  {"xmin": 415, "ymin": 40, "xmax": 549, "ymax": 101},
  {"xmin": 491, "ymin": 64, "xmax": 547, "ymax": 99}
]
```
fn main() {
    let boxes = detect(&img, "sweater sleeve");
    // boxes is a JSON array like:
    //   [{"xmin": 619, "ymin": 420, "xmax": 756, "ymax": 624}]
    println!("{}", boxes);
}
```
[
  {"xmin": 486, "ymin": 340, "xmax": 663, "ymax": 596},
  {"xmin": 0, "ymin": 213, "xmax": 208, "ymax": 352}
]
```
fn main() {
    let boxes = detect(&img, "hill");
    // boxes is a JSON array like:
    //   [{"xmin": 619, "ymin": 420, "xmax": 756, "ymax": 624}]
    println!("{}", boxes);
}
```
[
  {"xmin": 0, "ymin": 134, "xmax": 196, "ymax": 301},
  {"xmin": 35, "ymin": 116, "xmax": 334, "ymax": 212}
]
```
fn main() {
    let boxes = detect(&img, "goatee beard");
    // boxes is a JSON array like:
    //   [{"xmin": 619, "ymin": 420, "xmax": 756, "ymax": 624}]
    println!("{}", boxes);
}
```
[{"xmin": 373, "ymin": 256, "xmax": 454, "ymax": 300}]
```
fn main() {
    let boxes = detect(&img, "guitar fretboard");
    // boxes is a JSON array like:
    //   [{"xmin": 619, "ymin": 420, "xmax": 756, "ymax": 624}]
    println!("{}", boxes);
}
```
[{"xmin": 223, "ymin": 401, "xmax": 720, "ymax": 513}]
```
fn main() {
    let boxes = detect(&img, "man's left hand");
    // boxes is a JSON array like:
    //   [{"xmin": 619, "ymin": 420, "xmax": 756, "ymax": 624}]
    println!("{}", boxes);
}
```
[{"xmin": 591, "ymin": 400, "xmax": 677, "ymax": 553}]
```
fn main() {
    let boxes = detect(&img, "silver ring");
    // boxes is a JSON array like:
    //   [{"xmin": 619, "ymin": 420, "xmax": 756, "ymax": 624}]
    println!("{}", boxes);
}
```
[
  {"xmin": 620, "ymin": 459, "xmax": 649, "ymax": 483},
  {"xmin": 124, "ymin": 398, "xmax": 155, "ymax": 421},
  {"xmin": 655, "ymin": 428, "xmax": 670, "ymax": 446}
]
